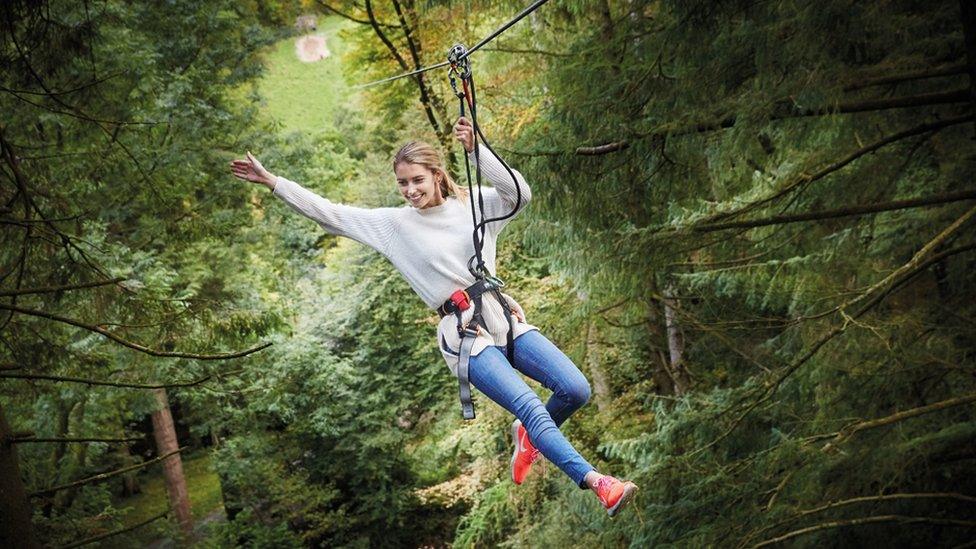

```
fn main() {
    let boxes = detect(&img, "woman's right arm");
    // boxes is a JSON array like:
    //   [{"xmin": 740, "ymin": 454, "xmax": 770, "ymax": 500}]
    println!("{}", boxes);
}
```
[{"xmin": 230, "ymin": 152, "xmax": 398, "ymax": 255}]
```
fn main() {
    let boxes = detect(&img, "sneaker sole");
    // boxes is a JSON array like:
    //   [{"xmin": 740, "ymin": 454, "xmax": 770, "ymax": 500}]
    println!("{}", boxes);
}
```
[
  {"xmin": 510, "ymin": 419, "xmax": 521, "ymax": 484},
  {"xmin": 607, "ymin": 482, "xmax": 638, "ymax": 517}
]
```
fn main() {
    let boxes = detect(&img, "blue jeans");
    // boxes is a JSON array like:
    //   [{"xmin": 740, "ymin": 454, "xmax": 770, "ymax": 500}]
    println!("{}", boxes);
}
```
[{"xmin": 468, "ymin": 329, "xmax": 595, "ymax": 488}]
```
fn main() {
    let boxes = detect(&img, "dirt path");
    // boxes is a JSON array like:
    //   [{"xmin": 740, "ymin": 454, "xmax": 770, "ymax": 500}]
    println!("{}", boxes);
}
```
[{"xmin": 296, "ymin": 34, "xmax": 331, "ymax": 62}]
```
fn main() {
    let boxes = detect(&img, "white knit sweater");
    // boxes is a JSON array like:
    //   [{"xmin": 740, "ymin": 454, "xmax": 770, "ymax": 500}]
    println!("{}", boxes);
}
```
[{"xmin": 271, "ymin": 144, "xmax": 538, "ymax": 376}]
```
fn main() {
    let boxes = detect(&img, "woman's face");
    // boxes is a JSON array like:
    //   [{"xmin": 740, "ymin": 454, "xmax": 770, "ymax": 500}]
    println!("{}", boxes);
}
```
[{"xmin": 395, "ymin": 162, "xmax": 445, "ymax": 209}]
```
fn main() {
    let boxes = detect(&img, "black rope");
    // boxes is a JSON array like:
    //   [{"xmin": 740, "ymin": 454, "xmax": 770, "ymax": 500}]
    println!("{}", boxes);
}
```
[
  {"xmin": 456, "ymin": 78, "xmax": 487, "ymax": 275},
  {"xmin": 455, "ymin": 72, "xmax": 524, "ymax": 265},
  {"xmin": 355, "ymin": 0, "xmax": 552, "ymax": 89},
  {"xmin": 466, "ymin": 76, "xmax": 524, "ymax": 234}
]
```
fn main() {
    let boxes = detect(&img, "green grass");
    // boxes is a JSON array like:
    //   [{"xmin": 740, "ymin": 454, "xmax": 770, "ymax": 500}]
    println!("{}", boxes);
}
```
[
  {"xmin": 108, "ymin": 450, "xmax": 224, "ymax": 546},
  {"xmin": 256, "ymin": 16, "xmax": 356, "ymax": 135}
]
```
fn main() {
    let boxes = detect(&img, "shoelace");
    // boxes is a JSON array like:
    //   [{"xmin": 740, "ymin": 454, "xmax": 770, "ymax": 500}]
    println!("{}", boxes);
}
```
[{"xmin": 595, "ymin": 475, "xmax": 615, "ymax": 502}]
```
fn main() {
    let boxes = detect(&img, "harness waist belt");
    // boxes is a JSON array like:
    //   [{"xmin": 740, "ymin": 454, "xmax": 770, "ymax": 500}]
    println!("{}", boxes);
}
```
[{"xmin": 438, "ymin": 279, "xmax": 491, "ymax": 318}]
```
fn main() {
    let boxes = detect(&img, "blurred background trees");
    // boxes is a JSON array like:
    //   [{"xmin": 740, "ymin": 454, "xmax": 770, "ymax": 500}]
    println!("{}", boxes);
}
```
[{"xmin": 2, "ymin": 0, "xmax": 973, "ymax": 546}]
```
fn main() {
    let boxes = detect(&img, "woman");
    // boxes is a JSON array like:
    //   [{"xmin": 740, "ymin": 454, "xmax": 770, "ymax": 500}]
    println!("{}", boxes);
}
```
[{"xmin": 229, "ymin": 117, "xmax": 638, "ymax": 517}]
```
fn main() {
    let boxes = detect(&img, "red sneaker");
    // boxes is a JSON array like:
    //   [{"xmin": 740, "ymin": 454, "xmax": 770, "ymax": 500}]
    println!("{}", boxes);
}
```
[
  {"xmin": 594, "ymin": 475, "xmax": 638, "ymax": 517},
  {"xmin": 510, "ymin": 419, "xmax": 541, "ymax": 485}
]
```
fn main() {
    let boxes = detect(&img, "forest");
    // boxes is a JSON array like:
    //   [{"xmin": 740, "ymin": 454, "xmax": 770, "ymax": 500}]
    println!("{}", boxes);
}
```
[{"xmin": 1, "ymin": 0, "xmax": 975, "ymax": 547}]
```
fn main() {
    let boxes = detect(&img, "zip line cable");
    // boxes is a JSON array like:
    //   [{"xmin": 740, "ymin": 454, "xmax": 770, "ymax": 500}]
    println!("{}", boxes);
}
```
[
  {"xmin": 353, "ymin": 60, "xmax": 451, "ymax": 89},
  {"xmin": 354, "ymin": 0, "xmax": 551, "ymax": 89}
]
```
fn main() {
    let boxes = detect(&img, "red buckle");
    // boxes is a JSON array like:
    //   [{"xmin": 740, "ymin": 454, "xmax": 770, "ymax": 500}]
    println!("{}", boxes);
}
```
[{"xmin": 450, "ymin": 289, "xmax": 471, "ymax": 311}]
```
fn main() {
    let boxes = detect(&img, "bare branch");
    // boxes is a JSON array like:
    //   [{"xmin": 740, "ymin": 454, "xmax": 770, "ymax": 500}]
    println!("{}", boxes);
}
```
[
  {"xmin": 30, "ymin": 447, "xmax": 186, "ymax": 498},
  {"xmin": 796, "ymin": 492, "xmax": 976, "ymax": 519},
  {"xmin": 389, "ymin": 0, "xmax": 449, "ymax": 143},
  {"xmin": 577, "ymin": 141, "xmax": 630, "ymax": 155},
  {"xmin": 0, "ymin": 277, "xmax": 126, "ymax": 297},
  {"xmin": 0, "ymin": 302, "xmax": 271, "ymax": 360},
  {"xmin": 315, "ymin": 0, "xmax": 397, "ymax": 27},
  {"xmin": 0, "ymin": 72, "xmax": 123, "ymax": 97},
  {"xmin": 364, "ymin": 0, "xmax": 410, "ymax": 72},
  {"xmin": 10, "ymin": 435, "xmax": 144, "ymax": 444},
  {"xmin": 0, "ymin": 371, "xmax": 222, "ymax": 390},
  {"xmin": 482, "ymin": 45, "xmax": 571, "ymax": 57},
  {"xmin": 753, "ymin": 515, "xmax": 976, "ymax": 548},
  {"xmin": 61, "ymin": 510, "xmax": 168, "ymax": 549},
  {"xmin": 819, "ymin": 392, "xmax": 976, "ymax": 445}
]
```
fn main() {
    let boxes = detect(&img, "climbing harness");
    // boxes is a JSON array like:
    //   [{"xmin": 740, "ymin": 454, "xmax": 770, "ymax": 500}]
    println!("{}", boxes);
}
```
[
  {"xmin": 437, "ymin": 277, "xmax": 511, "ymax": 420},
  {"xmin": 441, "ymin": 42, "xmax": 527, "ymax": 420}
]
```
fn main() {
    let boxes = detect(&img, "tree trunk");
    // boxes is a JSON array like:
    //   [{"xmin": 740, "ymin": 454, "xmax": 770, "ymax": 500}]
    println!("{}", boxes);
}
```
[
  {"xmin": 645, "ymin": 300, "xmax": 677, "ymax": 395},
  {"xmin": 663, "ymin": 284, "xmax": 690, "ymax": 395},
  {"xmin": 584, "ymin": 321, "xmax": 610, "ymax": 412},
  {"xmin": 959, "ymin": 0, "xmax": 976, "ymax": 133},
  {"xmin": 58, "ymin": 397, "xmax": 89, "ymax": 511},
  {"xmin": 116, "ymin": 409, "xmax": 141, "ymax": 497},
  {"xmin": 42, "ymin": 398, "xmax": 72, "ymax": 517},
  {"xmin": 0, "ymin": 403, "xmax": 40, "ymax": 549},
  {"xmin": 150, "ymin": 389, "xmax": 193, "ymax": 538}
]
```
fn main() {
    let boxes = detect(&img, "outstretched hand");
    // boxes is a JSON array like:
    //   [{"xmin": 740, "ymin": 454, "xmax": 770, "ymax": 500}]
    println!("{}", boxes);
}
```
[
  {"xmin": 230, "ymin": 151, "xmax": 276, "ymax": 189},
  {"xmin": 454, "ymin": 117, "xmax": 475, "ymax": 153}
]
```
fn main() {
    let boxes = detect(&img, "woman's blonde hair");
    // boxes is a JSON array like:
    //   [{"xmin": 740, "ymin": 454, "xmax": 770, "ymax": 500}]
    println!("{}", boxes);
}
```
[{"xmin": 393, "ymin": 141, "xmax": 469, "ymax": 202}]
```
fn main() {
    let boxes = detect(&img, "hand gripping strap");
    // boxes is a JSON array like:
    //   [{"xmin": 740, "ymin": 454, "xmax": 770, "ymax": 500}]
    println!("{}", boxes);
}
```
[{"xmin": 457, "ymin": 326, "xmax": 480, "ymax": 420}]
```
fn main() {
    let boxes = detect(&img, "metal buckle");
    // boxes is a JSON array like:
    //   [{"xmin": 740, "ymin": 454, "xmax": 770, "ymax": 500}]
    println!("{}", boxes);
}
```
[
  {"xmin": 485, "ymin": 274, "xmax": 505, "ymax": 289},
  {"xmin": 447, "ymin": 43, "xmax": 471, "ymax": 79}
]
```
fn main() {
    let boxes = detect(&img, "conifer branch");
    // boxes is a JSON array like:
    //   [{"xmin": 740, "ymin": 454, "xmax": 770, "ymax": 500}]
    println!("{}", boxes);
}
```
[
  {"xmin": 844, "ymin": 63, "xmax": 968, "ymax": 91},
  {"xmin": 522, "ymin": 89, "xmax": 971, "ymax": 156},
  {"xmin": 689, "ymin": 190, "xmax": 976, "ymax": 233},
  {"xmin": 700, "ymin": 114, "xmax": 974, "ymax": 223},
  {"xmin": 689, "ymin": 205, "xmax": 976, "ymax": 457},
  {"xmin": 0, "ymin": 302, "xmax": 272, "ymax": 360},
  {"xmin": 30, "ymin": 447, "xmax": 186, "ymax": 498}
]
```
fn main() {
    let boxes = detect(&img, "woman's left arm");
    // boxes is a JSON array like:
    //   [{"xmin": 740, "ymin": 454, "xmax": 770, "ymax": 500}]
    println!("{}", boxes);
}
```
[{"xmin": 454, "ymin": 117, "xmax": 532, "ymax": 219}]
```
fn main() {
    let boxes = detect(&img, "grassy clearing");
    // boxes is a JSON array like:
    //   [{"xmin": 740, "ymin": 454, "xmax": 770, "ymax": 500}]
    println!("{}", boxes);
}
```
[
  {"xmin": 256, "ymin": 16, "xmax": 356, "ymax": 135},
  {"xmin": 108, "ymin": 450, "xmax": 224, "ymax": 546}
]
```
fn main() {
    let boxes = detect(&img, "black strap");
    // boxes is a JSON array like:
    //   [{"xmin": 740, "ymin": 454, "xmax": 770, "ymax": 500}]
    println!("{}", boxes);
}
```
[
  {"xmin": 490, "ymin": 287, "xmax": 515, "ymax": 363},
  {"xmin": 451, "ymin": 289, "xmax": 517, "ymax": 420},
  {"xmin": 457, "ymin": 325, "xmax": 479, "ymax": 420}
]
